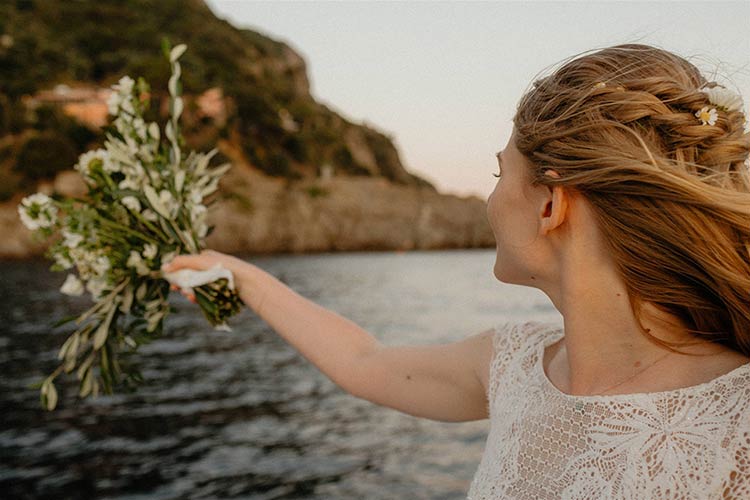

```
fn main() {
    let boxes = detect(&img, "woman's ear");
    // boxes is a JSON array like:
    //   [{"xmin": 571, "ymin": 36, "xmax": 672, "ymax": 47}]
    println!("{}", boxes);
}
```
[{"xmin": 540, "ymin": 169, "xmax": 568, "ymax": 234}]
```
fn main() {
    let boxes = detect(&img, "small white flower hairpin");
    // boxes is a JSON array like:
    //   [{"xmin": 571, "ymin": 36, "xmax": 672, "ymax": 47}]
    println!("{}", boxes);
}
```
[
  {"xmin": 701, "ymin": 85, "xmax": 744, "ymax": 113},
  {"xmin": 695, "ymin": 84, "xmax": 746, "ymax": 126},
  {"xmin": 592, "ymin": 81, "xmax": 625, "ymax": 91},
  {"xmin": 695, "ymin": 106, "xmax": 718, "ymax": 126}
]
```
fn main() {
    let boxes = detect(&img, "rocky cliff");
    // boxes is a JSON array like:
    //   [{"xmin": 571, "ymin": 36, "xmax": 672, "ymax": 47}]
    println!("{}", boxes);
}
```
[
  {"xmin": 0, "ymin": 0, "xmax": 494, "ymax": 259},
  {"xmin": 0, "ymin": 150, "xmax": 493, "ymax": 259}
]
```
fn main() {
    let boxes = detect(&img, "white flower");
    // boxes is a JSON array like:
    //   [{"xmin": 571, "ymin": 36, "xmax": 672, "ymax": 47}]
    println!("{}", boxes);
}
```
[
  {"xmin": 114, "ymin": 76, "xmax": 135, "ymax": 95},
  {"xmin": 118, "ymin": 162, "xmax": 147, "ymax": 191},
  {"xmin": 75, "ymin": 149, "xmax": 108, "ymax": 178},
  {"xmin": 189, "ymin": 204, "xmax": 208, "ymax": 238},
  {"xmin": 142, "ymin": 209, "xmax": 158, "ymax": 222},
  {"xmin": 702, "ymin": 86, "xmax": 744, "ymax": 113},
  {"xmin": 69, "ymin": 247, "xmax": 91, "ymax": 279},
  {"xmin": 126, "ymin": 250, "xmax": 150, "ymax": 276},
  {"xmin": 62, "ymin": 229, "xmax": 84, "ymax": 249},
  {"xmin": 92, "ymin": 255, "xmax": 110, "ymax": 276},
  {"xmin": 695, "ymin": 106, "xmax": 718, "ymax": 126},
  {"xmin": 169, "ymin": 44, "xmax": 187, "ymax": 63},
  {"xmin": 53, "ymin": 252, "xmax": 74, "ymax": 270},
  {"xmin": 132, "ymin": 161, "xmax": 146, "ymax": 179},
  {"xmin": 188, "ymin": 188, "xmax": 203, "ymax": 205},
  {"xmin": 18, "ymin": 193, "xmax": 57, "ymax": 230},
  {"xmin": 86, "ymin": 278, "xmax": 107, "ymax": 301},
  {"xmin": 104, "ymin": 135, "xmax": 134, "ymax": 166},
  {"xmin": 18, "ymin": 205, "xmax": 40, "ymax": 230},
  {"xmin": 120, "ymin": 97, "xmax": 135, "ymax": 116},
  {"xmin": 142, "ymin": 243, "xmax": 158, "ymax": 260},
  {"xmin": 101, "ymin": 158, "xmax": 120, "ymax": 174},
  {"xmin": 162, "ymin": 191, "xmax": 178, "ymax": 217},
  {"xmin": 190, "ymin": 203, "xmax": 207, "ymax": 222},
  {"xmin": 106, "ymin": 91, "xmax": 121, "ymax": 116},
  {"xmin": 107, "ymin": 75, "xmax": 136, "ymax": 117},
  {"xmin": 60, "ymin": 274, "xmax": 84, "ymax": 296},
  {"xmin": 121, "ymin": 196, "xmax": 141, "ymax": 212},
  {"xmin": 148, "ymin": 122, "xmax": 160, "ymax": 141},
  {"xmin": 22, "ymin": 192, "xmax": 53, "ymax": 208},
  {"xmin": 133, "ymin": 117, "xmax": 148, "ymax": 141},
  {"xmin": 175, "ymin": 170, "xmax": 185, "ymax": 193},
  {"xmin": 144, "ymin": 185, "xmax": 177, "ymax": 218},
  {"xmin": 201, "ymin": 178, "xmax": 220, "ymax": 197},
  {"xmin": 118, "ymin": 178, "xmax": 140, "ymax": 191}
]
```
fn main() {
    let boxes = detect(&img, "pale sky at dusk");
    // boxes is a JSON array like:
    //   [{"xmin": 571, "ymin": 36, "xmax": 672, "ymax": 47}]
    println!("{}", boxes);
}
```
[{"xmin": 205, "ymin": 1, "xmax": 750, "ymax": 200}]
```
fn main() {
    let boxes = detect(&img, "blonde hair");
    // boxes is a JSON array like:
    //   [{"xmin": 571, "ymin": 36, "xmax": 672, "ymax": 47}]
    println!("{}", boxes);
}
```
[{"xmin": 513, "ymin": 44, "xmax": 750, "ymax": 355}]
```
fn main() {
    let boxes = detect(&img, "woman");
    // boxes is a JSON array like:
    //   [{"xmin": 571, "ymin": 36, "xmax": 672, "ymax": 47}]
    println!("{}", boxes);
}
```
[{"xmin": 162, "ymin": 44, "xmax": 750, "ymax": 498}]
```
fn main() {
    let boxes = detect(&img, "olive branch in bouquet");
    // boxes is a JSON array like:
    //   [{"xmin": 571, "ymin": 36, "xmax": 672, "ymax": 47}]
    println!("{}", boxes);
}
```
[{"xmin": 18, "ymin": 41, "xmax": 242, "ymax": 410}]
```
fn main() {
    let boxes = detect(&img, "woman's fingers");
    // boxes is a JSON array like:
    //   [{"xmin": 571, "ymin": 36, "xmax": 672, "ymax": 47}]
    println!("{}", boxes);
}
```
[{"xmin": 162, "ymin": 249, "xmax": 229, "ymax": 305}]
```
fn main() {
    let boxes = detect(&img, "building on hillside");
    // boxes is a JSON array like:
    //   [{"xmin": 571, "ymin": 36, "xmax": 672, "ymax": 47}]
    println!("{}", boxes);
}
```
[{"xmin": 22, "ymin": 84, "xmax": 112, "ymax": 128}]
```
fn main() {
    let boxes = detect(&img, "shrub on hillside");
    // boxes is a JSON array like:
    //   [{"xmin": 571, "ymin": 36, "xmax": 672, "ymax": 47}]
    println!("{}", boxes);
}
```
[{"xmin": 13, "ymin": 131, "xmax": 78, "ymax": 180}]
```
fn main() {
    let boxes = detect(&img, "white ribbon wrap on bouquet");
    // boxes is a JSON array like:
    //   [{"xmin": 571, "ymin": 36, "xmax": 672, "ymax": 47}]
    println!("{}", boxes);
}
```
[
  {"xmin": 162, "ymin": 263, "xmax": 236, "ymax": 331},
  {"xmin": 162, "ymin": 263, "xmax": 235, "ymax": 291}
]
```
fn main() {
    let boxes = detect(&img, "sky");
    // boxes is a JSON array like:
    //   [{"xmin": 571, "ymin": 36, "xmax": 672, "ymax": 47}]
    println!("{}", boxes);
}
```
[{"xmin": 204, "ymin": 0, "xmax": 750, "ymax": 200}]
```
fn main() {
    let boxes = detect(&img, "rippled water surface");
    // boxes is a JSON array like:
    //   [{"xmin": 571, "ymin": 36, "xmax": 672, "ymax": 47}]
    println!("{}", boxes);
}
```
[{"xmin": 1, "ymin": 249, "xmax": 561, "ymax": 499}]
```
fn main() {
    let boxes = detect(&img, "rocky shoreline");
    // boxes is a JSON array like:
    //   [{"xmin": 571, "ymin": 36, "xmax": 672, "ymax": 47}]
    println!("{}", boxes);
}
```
[{"xmin": 1, "ymin": 145, "xmax": 494, "ymax": 260}]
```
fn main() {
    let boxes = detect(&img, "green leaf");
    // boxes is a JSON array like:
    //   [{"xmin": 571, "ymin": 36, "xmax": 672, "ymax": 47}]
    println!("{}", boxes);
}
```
[
  {"xmin": 66, "ymin": 332, "xmax": 80, "ymax": 364},
  {"xmin": 52, "ymin": 314, "xmax": 79, "ymax": 328},
  {"xmin": 161, "ymin": 36, "xmax": 172, "ymax": 60},
  {"xmin": 64, "ymin": 354, "xmax": 76, "ymax": 374},
  {"xmin": 79, "ymin": 368, "xmax": 93, "ymax": 398},
  {"xmin": 137, "ymin": 77, "xmax": 150, "ymax": 98},
  {"xmin": 93, "ymin": 304, "xmax": 117, "ymax": 350},
  {"xmin": 57, "ymin": 332, "xmax": 75, "ymax": 361},
  {"xmin": 77, "ymin": 352, "xmax": 95, "ymax": 380},
  {"xmin": 46, "ymin": 382, "xmax": 58, "ymax": 411}
]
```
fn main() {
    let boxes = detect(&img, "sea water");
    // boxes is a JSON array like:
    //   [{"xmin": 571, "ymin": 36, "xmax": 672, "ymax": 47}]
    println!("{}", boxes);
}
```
[{"xmin": 0, "ymin": 249, "xmax": 561, "ymax": 499}]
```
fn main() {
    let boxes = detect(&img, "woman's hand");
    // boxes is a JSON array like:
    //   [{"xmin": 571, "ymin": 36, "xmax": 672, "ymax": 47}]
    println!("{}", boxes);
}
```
[{"xmin": 161, "ymin": 249, "xmax": 248, "ymax": 303}]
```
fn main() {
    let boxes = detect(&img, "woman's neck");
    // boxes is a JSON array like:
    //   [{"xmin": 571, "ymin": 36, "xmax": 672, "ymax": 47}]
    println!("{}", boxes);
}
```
[
  {"xmin": 541, "ymin": 250, "xmax": 728, "ymax": 396},
  {"xmin": 528, "ymin": 188, "xmax": 747, "ymax": 395}
]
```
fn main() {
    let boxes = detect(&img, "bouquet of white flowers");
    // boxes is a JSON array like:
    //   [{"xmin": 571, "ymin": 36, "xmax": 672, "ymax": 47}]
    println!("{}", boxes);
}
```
[{"xmin": 17, "ymin": 43, "xmax": 242, "ymax": 410}]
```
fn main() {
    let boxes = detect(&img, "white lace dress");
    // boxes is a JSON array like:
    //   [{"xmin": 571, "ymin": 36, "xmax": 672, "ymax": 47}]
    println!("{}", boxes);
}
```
[{"xmin": 467, "ymin": 321, "xmax": 750, "ymax": 499}]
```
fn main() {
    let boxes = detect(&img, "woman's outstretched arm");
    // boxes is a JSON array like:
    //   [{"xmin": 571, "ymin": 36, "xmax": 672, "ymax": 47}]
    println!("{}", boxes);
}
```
[{"xmin": 162, "ymin": 250, "xmax": 494, "ymax": 422}]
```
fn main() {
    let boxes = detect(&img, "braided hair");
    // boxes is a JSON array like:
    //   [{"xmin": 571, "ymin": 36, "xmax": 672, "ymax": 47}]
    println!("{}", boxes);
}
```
[{"xmin": 513, "ymin": 43, "xmax": 750, "ymax": 355}]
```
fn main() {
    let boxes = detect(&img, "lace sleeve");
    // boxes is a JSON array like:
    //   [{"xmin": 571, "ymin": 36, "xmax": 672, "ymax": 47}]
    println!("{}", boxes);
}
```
[
  {"xmin": 723, "ymin": 404, "xmax": 750, "ymax": 498},
  {"xmin": 486, "ymin": 320, "xmax": 561, "ymax": 414},
  {"xmin": 487, "ymin": 321, "xmax": 513, "ymax": 408},
  {"xmin": 485, "ymin": 321, "xmax": 535, "ymax": 408}
]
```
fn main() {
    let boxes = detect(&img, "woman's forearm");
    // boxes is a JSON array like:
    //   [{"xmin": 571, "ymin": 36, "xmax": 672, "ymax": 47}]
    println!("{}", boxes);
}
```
[{"xmin": 234, "ymin": 261, "xmax": 382, "ymax": 393}]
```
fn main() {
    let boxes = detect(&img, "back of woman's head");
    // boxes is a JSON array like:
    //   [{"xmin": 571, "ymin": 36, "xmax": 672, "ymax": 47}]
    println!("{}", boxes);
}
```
[{"xmin": 513, "ymin": 43, "xmax": 750, "ymax": 355}]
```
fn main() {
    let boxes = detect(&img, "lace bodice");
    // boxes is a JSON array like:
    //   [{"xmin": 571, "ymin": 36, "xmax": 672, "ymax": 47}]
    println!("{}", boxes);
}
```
[{"xmin": 467, "ymin": 321, "xmax": 750, "ymax": 499}]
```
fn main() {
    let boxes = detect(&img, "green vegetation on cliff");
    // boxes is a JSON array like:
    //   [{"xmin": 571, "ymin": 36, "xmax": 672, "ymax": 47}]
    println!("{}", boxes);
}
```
[{"xmin": 0, "ymin": 0, "xmax": 434, "ymax": 199}]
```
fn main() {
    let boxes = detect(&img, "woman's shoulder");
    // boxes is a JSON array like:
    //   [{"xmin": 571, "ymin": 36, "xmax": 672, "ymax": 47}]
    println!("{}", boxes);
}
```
[
  {"xmin": 491, "ymin": 318, "xmax": 563, "ymax": 356},
  {"xmin": 487, "ymin": 319, "xmax": 562, "ymax": 381},
  {"xmin": 484, "ymin": 319, "xmax": 561, "ymax": 407}
]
